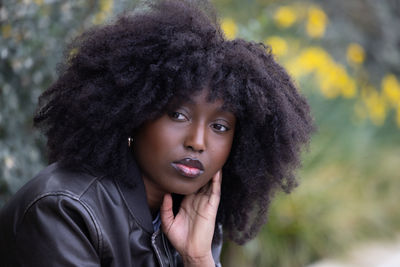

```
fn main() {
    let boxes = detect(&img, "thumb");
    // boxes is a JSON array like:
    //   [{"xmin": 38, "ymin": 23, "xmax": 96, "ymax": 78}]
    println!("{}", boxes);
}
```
[{"xmin": 160, "ymin": 193, "xmax": 174, "ymax": 234}]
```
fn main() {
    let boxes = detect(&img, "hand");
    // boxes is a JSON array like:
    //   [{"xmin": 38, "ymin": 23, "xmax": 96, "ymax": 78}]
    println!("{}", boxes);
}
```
[{"xmin": 160, "ymin": 170, "xmax": 222, "ymax": 267}]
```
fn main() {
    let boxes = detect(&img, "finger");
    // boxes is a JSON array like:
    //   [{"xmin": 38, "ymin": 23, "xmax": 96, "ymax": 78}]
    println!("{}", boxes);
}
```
[
  {"xmin": 179, "ymin": 192, "xmax": 199, "ymax": 218},
  {"xmin": 160, "ymin": 194, "xmax": 174, "ymax": 234},
  {"xmin": 208, "ymin": 170, "xmax": 222, "ymax": 207},
  {"xmin": 192, "ymin": 183, "xmax": 208, "ymax": 210},
  {"xmin": 181, "ymin": 191, "xmax": 195, "ymax": 207}
]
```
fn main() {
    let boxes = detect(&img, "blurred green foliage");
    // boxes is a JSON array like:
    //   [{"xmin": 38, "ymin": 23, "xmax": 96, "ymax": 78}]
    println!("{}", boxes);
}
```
[
  {"xmin": 1, "ymin": 0, "xmax": 399, "ymax": 266},
  {"xmin": 0, "ymin": 0, "xmax": 138, "ymax": 203}
]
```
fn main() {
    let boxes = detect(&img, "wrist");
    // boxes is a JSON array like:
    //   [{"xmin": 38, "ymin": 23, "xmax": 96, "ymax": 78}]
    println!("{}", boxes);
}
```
[{"xmin": 183, "ymin": 252, "xmax": 214, "ymax": 267}]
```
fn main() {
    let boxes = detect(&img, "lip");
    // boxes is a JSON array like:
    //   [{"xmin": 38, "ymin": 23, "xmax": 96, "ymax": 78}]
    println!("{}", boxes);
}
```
[{"xmin": 171, "ymin": 158, "xmax": 205, "ymax": 178}]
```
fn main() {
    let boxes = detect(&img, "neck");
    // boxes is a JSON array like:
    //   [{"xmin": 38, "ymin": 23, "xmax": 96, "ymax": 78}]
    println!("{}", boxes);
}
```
[{"xmin": 142, "ymin": 175, "xmax": 164, "ymax": 219}]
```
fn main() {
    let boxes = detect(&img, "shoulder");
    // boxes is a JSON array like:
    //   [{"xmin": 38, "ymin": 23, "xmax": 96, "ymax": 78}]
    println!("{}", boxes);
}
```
[
  {"xmin": 25, "ymin": 162, "xmax": 100, "ymax": 197},
  {"xmin": 0, "ymin": 163, "xmax": 106, "ymax": 264},
  {"xmin": 0, "ymin": 163, "xmax": 105, "ymax": 233},
  {"xmin": 12, "ymin": 162, "xmax": 101, "ymax": 205}
]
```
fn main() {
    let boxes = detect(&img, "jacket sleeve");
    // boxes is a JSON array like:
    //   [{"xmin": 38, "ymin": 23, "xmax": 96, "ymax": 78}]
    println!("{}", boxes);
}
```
[{"xmin": 14, "ymin": 193, "xmax": 101, "ymax": 267}]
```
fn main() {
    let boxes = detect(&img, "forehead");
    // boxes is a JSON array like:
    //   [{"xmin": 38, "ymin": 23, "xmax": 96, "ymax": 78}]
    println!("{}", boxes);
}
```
[{"xmin": 169, "ymin": 89, "xmax": 235, "ymax": 114}]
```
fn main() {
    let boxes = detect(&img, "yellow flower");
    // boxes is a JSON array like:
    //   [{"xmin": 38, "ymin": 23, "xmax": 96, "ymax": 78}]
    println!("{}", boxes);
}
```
[
  {"xmin": 286, "ymin": 59, "xmax": 304, "ymax": 78},
  {"xmin": 341, "ymin": 78, "xmax": 357, "ymax": 98},
  {"xmin": 1, "ymin": 24, "xmax": 12, "ymax": 39},
  {"xmin": 34, "ymin": 0, "xmax": 43, "ymax": 5},
  {"xmin": 319, "ymin": 77, "xmax": 340, "ymax": 99},
  {"xmin": 306, "ymin": 6, "xmax": 328, "ymax": 38},
  {"xmin": 67, "ymin": 48, "xmax": 79, "ymax": 64},
  {"xmin": 381, "ymin": 74, "xmax": 400, "ymax": 107},
  {"xmin": 274, "ymin": 6, "xmax": 297, "ymax": 28},
  {"xmin": 297, "ymin": 47, "xmax": 330, "ymax": 72},
  {"xmin": 327, "ymin": 64, "xmax": 356, "ymax": 98},
  {"xmin": 221, "ymin": 18, "xmax": 237, "ymax": 39},
  {"xmin": 265, "ymin": 36, "xmax": 288, "ymax": 57},
  {"xmin": 363, "ymin": 89, "xmax": 387, "ymax": 126},
  {"xmin": 288, "ymin": 47, "xmax": 357, "ymax": 99},
  {"xmin": 93, "ymin": 0, "xmax": 114, "ymax": 24},
  {"xmin": 346, "ymin": 43, "xmax": 365, "ymax": 65},
  {"xmin": 102, "ymin": 0, "xmax": 113, "ymax": 12}
]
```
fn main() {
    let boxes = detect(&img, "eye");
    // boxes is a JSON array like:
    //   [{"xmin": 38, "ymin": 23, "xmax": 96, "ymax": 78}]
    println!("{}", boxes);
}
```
[
  {"xmin": 211, "ymin": 123, "xmax": 230, "ymax": 132},
  {"xmin": 169, "ymin": 111, "xmax": 187, "ymax": 121}
]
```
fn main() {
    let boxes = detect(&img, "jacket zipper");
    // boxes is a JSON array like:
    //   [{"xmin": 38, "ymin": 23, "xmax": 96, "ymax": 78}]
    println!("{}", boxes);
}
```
[
  {"xmin": 161, "ymin": 232, "xmax": 174, "ymax": 266},
  {"xmin": 151, "ymin": 230, "xmax": 165, "ymax": 267}
]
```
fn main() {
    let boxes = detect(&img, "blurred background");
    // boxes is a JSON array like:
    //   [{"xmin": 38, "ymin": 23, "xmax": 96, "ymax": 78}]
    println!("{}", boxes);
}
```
[{"xmin": 1, "ymin": 0, "xmax": 399, "ymax": 266}]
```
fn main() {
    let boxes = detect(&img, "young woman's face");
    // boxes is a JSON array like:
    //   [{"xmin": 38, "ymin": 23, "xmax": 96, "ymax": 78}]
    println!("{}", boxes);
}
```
[{"xmin": 133, "ymin": 89, "xmax": 236, "ymax": 196}]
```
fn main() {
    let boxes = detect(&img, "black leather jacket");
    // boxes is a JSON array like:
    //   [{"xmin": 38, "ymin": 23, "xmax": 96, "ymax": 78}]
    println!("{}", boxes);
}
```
[{"xmin": 0, "ymin": 158, "xmax": 222, "ymax": 267}]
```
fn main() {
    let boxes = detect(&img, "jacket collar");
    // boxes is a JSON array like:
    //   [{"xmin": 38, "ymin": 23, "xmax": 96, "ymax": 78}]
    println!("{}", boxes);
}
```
[{"xmin": 115, "ymin": 154, "xmax": 154, "ymax": 234}]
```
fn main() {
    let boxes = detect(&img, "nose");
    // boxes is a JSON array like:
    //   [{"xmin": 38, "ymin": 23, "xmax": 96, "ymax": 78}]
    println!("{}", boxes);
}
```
[{"xmin": 183, "ymin": 122, "xmax": 206, "ymax": 153}]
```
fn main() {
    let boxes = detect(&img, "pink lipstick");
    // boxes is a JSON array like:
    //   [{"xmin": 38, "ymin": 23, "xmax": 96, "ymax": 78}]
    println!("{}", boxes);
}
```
[{"xmin": 171, "ymin": 158, "xmax": 204, "ymax": 178}]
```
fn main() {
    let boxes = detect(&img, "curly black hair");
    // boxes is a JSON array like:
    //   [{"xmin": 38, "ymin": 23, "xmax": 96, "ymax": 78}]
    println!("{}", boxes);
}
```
[{"xmin": 34, "ymin": 0, "xmax": 314, "ymax": 244}]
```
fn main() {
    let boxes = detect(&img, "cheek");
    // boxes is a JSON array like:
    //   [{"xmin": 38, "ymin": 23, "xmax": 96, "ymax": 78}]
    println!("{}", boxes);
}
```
[
  {"xmin": 136, "ymin": 121, "xmax": 182, "ymax": 158},
  {"xmin": 208, "ymin": 137, "xmax": 234, "ymax": 169}
]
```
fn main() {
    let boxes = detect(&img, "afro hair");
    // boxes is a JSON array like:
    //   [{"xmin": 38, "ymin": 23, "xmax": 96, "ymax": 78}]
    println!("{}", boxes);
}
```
[{"xmin": 34, "ymin": 0, "xmax": 315, "ymax": 244}]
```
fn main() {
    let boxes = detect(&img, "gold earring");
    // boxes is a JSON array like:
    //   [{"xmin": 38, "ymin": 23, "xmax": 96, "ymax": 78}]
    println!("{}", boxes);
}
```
[{"xmin": 128, "ymin": 137, "xmax": 133, "ymax": 147}]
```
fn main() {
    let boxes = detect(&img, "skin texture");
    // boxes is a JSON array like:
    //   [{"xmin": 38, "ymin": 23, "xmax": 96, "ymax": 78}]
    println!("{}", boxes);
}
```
[{"xmin": 133, "ymin": 89, "xmax": 235, "ymax": 265}]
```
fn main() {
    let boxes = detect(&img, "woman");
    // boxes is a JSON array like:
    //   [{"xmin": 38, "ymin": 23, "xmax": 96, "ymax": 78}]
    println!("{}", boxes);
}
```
[{"xmin": 0, "ymin": 0, "xmax": 314, "ymax": 266}]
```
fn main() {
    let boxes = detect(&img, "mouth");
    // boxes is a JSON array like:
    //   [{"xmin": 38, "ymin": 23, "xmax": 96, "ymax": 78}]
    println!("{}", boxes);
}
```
[{"xmin": 171, "ymin": 158, "xmax": 205, "ymax": 178}]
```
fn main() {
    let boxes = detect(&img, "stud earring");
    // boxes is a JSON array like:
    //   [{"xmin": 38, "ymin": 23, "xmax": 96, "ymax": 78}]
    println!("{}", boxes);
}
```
[{"xmin": 128, "ymin": 137, "xmax": 133, "ymax": 147}]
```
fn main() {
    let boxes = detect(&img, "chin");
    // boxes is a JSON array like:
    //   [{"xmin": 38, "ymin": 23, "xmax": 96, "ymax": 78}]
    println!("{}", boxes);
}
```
[
  {"xmin": 166, "ymin": 174, "xmax": 212, "ymax": 195},
  {"xmin": 170, "ymin": 183, "xmax": 202, "ymax": 195}
]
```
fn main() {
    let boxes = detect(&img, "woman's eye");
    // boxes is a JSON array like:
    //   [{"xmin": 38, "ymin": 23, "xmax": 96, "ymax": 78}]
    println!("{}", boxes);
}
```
[
  {"xmin": 212, "ymin": 123, "xmax": 229, "ymax": 132},
  {"xmin": 170, "ymin": 112, "xmax": 186, "ymax": 121}
]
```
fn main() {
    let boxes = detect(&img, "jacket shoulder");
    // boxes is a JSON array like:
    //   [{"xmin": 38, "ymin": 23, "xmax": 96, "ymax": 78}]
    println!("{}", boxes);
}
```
[
  {"xmin": 20, "ymin": 162, "xmax": 98, "ymax": 199},
  {"xmin": 0, "ymin": 163, "xmax": 100, "ymax": 226},
  {"xmin": 0, "ymin": 165, "xmax": 103, "ymax": 266}
]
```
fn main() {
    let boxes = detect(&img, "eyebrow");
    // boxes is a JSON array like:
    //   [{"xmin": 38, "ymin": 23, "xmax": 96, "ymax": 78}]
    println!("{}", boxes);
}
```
[{"xmin": 166, "ymin": 96, "xmax": 236, "ymax": 115}]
